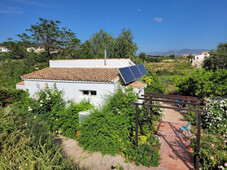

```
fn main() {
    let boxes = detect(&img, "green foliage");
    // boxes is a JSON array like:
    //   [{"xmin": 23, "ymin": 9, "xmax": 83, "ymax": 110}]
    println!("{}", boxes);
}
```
[
  {"xmin": 79, "ymin": 88, "xmax": 137, "ymax": 155},
  {"xmin": 0, "ymin": 106, "xmax": 78, "ymax": 169},
  {"xmin": 202, "ymin": 99, "xmax": 227, "ymax": 135},
  {"xmin": 0, "ymin": 58, "xmax": 48, "ymax": 88},
  {"xmin": 184, "ymin": 111, "xmax": 196, "ymax": 125},
  {"xmin": 89, "ymin": 29, "xmax": 115, "ymax": 58},
  {"xmin": 21, "ymin": 85, "xmax": 93, "ymax": 139},
  {"xmin": 175, "ymin": 69, "xmax": 227, "ymax": 98},
  {"xmin": 190, "ymin": 132, "xmax": 226, "ymax": 169},
  {"xmin": 0, "ymin": 88, "xmax": 26, "ymax": 107},
  {"xmin": 114, "ymin": 28, "xmax": 138, "ymax": 58},
  {"xmin": 126, "ymin": 133, "xmax": 161, "ymax": 167},
  {"xmin": 53, "ymin": 100, "xmax": 94, "ymax": 138},
  {"xmin": 203, "ymin": 43, "xmax": 227, "ymax": 71},
  {"xmin": 84, "ymin": 28, "xmax": 138, "ymax": 59},
  {"xmin": 138, "ymin": 52, "xmax": 146, "ymax": 60},
  {"xmin": 79, "ymin": 88, "xmax": 161, "ymax": 167},
  {"xmin": 141, "ymin": 71, "xmax": 165, "ymax": 94},
  {"xmin": 186, "ymin": 54, "xmax": 194, "ymax": 63}
]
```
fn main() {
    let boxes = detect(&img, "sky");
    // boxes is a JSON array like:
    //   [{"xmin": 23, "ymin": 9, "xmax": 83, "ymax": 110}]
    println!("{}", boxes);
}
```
[{"xmin": 0, "ymin": 0, "xmax": 227, "ymax": 54}]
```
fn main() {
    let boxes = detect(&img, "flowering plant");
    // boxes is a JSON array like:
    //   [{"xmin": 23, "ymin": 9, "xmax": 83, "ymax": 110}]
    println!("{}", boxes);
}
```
[{"xmin": 202, "ymin": 98, "xmax": 227, "ymax": 135}]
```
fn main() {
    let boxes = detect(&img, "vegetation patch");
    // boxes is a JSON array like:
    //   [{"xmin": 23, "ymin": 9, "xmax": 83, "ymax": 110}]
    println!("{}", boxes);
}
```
[{"xmin": 78, "ymin": 88, "xmax": 162, "ymax": 167}]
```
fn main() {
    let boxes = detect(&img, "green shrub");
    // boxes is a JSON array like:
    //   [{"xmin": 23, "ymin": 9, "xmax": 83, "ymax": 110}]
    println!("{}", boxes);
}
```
[
  {"xmin": 20, "ymin": 85, "xmax": 93, "ymax": 139},
  {"xmin": 184, "ymin": 111, "xmax": 196, "ymax": 125},
  {"xmin": 79, "ymin": 88, "xmax": 161, "ymax": 167},
  {"xmin": 0, "ymin": 88, "xmax": 26, "ymax": 107},
  {"xmin": 79, "ymin": 88, "xmax": 137, "ymax": 155},
  {"xmin": 175, "ymin": 69, "xmax": 227, "ymax": 98},
  {"xmin": 125, "ymin": 133, "xmax": 161, "ymax": 167},
  {"xmin": 190, "ymin": 132, "xmax": 226, "ymax": 169},
  {"xmin": 0, "ymin": 106, "xmax": 78, "ymax": 169},
  {"xmin": 142, "ymin": 71, "xmax": 165, "ymax": 94},
  {"xmin": 202, "ymin": 99, "xmax": 227, "ymax": 135},
  {"xmin": 53, "ymin": 100, "xmax": 94, "ymax": 138}
]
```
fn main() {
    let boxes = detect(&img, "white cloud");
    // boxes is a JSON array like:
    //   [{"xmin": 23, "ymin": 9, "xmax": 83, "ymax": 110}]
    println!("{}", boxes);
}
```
[
  {"xmin": 12, "ymin": 0, "xmax": 51, "ymax": 7},
  {"xmin": 137, "ymin": 9, "xmax": 141, "ymax": 12},
  {"xmin": 153, "ymin": 17, "xmax": 163, "ymax": 22},
  {"xmin": 0, "ymin": 4, "xmax": 23, "ymax": 14},
  {"xmin": 0, "ymin": 9, "xmax": 23, "ymax": 14}
]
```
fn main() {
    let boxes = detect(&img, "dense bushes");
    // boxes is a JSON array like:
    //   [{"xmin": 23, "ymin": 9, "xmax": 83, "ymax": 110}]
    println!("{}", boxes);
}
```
[
  {"xmin": 190, "ymin": 132, "xmax": 226, "ymax": 169},
  {"xmin": 203, "ymin": 43, "xmax": 227, "ymax": 71},
  {"xmin": 0, "ymin": 88, "xmax": 26, "ymax": 107},
  {"xmin": 0, "ymin": 58, "xmax": 48, "ymax": 89},
  {"xmin": 142, "ymin": 71, "xmax": 165, "ymax": 94},
  {"xmin": 79, "ymin": 88, "xmax": 161, "ymax": 167},
  {"xmin": 79, "ymin": 88, "xmax": 137, "ymax": 155},
  {"xmin": 21, "ymin": 85, "xmax": 94, "ymax": 139},
  {"xmin": 0, "ymin": 106, "xmax": 78, "ymax": 169},
  {"xmin": 175, "ymin": 69, "xmax": 227, "ymax": 98}
]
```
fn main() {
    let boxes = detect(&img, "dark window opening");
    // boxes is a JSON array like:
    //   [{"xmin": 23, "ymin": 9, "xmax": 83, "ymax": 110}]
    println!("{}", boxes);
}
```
[
  {"xmin": 91, "ymin": 91, "xmax": 97, "ymax": 95},
  {"xmin": 83, "ymin": 90, "xmax": 89, "ymax": 95}
]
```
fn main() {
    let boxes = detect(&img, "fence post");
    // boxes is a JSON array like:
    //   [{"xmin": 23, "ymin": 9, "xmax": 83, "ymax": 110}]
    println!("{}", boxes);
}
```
[
  {"xmin": 135, "ymin": 104, "xmax": 139, "ymax": 146},
  {"xmin": 195, "ymin": 107, "xmax": 201, "ymax": 170}
]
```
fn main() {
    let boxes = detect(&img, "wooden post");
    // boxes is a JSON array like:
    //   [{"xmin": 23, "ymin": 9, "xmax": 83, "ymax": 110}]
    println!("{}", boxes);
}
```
[
  {"xmin": 135, "ymin": 104, "xmax": 139, "ymax": 146},
  {"xmin": 149, "ymin": 97, "xmax": 153, "ymax": 122},
  {"xmin": 195, "ymin": 107, "xmax": 201, "ymax": 170}
]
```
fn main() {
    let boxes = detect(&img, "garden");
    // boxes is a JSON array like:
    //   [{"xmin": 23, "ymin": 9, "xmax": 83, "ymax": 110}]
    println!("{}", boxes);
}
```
[{"xmin": 0, "ymin": 20, "xmax": 226, "ymax": 169}]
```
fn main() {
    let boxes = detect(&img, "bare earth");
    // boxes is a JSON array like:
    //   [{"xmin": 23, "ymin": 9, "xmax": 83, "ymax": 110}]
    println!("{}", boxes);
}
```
[
  {"xmin": 58, "ymin": 102, "xmax": 194, "ymax": 170},
  {"xmin": 58, "ymin": 135, "xmax": 164, "ymax": 170}
]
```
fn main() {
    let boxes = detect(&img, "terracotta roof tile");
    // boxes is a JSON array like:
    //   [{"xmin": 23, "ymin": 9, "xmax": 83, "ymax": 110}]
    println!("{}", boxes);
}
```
[
  {"xmin": 21, "ymin": 67, "xmax": 119, "ymax": 82},
  {"xmin": 16, "ymin": 81, "xmax": 24, "ymax": 85},
  {"xmin": 126, "ymin": 81, "xmax": 147, "ymax": 89}
]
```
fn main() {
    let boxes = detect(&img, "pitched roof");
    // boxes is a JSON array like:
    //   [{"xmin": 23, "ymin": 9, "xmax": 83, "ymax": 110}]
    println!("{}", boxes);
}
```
[
  {"xmin": 126, "ymin": 81, "xmax": 147, "ymax": 89},
  {"xmin": 16, "ymin": 81, "xmax": 24, "ymax": 85},
  {"xmin": 21, "ymin": 67, "xmax": 119, "ymax": 82}
]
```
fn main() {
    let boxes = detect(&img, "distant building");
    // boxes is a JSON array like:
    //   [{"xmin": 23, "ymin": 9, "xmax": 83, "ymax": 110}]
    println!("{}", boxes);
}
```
[
  {"xmin": 0, "ymin": 44, "xmax": 9, "ymax": 52},
  {"xmin": 27, "ymin": 47, "xmax": 45, "ymax": 53},
  {"xmin": 16, "ymin": 58, "xmax": 147, "ymax": 106},
  {"xmin": 192, "ymin": 51, "xmax": 210, "ymax": 67}
]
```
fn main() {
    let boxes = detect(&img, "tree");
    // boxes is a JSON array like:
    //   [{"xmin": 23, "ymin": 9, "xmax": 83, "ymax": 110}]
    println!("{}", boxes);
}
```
[
  {"xmin": 2, "ymin": 38, "xmax": 32, "ymax": 59},
  {"xmin": 139, "ymin": 52, "xmax": 147, "ymax": 60},
  {"xmin": 203, "ymin": 43, "xmax": 227, "ymax": 71},
  {"xmin": 3, "ymin": 18, "xmax": 80, "ymax": 60},
  {"xmin": 114, "ymin": 28, "xmax": 138, "ymax": 58},
  {"xmin": 77, "ymin": 40, "xmax": 93, "ymax": 59},
  {"xmin": 187, "ymin": 54, "xmax": 194, "ymax": 63},
  {"xmin": 89, "ymin": 29, "xmax": 115, "ymax": 58}
]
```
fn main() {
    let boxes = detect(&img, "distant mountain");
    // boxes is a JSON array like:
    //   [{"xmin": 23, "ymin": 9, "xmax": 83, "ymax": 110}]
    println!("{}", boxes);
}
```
[{"xmin": 148, "ymin": 49, "xmax": 210, "ymax": 56}]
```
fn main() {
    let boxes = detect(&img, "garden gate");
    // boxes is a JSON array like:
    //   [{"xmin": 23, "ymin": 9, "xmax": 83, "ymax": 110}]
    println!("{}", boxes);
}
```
[{"xmin": 134, "ymin": 93, "xmax": 206, "ymax": 170}]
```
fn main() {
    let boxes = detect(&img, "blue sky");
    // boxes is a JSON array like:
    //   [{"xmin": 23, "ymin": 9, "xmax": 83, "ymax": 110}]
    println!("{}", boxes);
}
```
[{"xmin": 0, "ymin": 0, "xmax": 227, "ymax": 53}]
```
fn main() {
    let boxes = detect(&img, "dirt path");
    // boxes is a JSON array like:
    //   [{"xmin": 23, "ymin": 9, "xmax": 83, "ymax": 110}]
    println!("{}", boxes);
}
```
[
  {"xmin": 57, "ymin": 135, "xmax": 165, "ymax": 170},
  {"xmin": 158, "ymin": 103, "xmax": 194, "ymax": 170}
]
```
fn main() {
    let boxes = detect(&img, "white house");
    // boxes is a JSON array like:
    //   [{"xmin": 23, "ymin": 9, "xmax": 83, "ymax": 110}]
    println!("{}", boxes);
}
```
[
  {"xmin": 0, "ymin": 45, "xmax": 9, "ymax": 52},
  {"xmin": 16, "ymin": 58, "xmax": 147, "ymax": 107},
  {"xmin": 192, "ymin": 51, "xmax": 210, "ymax": 67}
]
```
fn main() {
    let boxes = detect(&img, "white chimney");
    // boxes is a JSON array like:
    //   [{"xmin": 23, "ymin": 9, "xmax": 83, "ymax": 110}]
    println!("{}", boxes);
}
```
[{"xmin": 104, "ymin": 49, "xmax": 107, "ymax": 66}]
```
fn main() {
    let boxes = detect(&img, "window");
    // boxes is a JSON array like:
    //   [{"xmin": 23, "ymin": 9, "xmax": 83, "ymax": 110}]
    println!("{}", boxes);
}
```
[
  {"xmin": 83, "ymin": 90, "xmax": 89, "ymax": 95},
  {"xmin": 81, "ymin": 90, "xmax": 97, "ymax": 96},
  {"xmin": 91, "ymin": 91, "xmax": 97, "ymax": 95}
]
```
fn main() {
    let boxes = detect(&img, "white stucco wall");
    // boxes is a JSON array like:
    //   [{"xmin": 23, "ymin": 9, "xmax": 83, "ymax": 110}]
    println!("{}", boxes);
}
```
[
  {"xmin": 192, "ymin": 53, "xmax": 210, "ymax": 67},
  {"xmin": 16, "ymin": 84, "xmax": 26, "ymax": 90},
  {"xmin": 23, "ymin": 79, "xmax": 118, "ymax": 107},
  {"xmin": 49, "ymin": 59, "xmax": 135, "ymax": 68}
]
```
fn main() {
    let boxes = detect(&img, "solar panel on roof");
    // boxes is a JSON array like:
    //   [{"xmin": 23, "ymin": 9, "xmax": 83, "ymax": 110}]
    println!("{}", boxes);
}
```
[
  {"xmin": 119, "ymin": 67, "xmax": 135, "ymax": 84},
  {"xmin": 137, "ymin": 64, "xmax": 147, "ymax": 76},
  {"xmin": 129, "ymin": 65, "xmax": 142, "ymax": 79}
]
